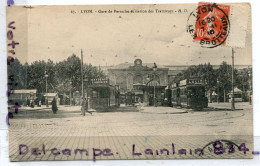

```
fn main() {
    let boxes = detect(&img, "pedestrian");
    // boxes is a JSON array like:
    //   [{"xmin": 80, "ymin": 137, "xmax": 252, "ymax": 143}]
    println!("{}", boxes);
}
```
[
  {"xmin": 161, "ymin": 97, "xmax": 164, "ymax": 106},
  {"xmin": 137, "ymin": 97, "xmax": 143, "ymax": 111},
  {"xmin": 26, "ymin": 97, "xmax": 30, "ymax": 107},
  {"xmin": 154, "ymin": 97, "xmax": 158, "ymax": 107},
  {"xmin": 35, "ymin": 97, "xmax": 38, "ymax": 106},
  {"xmin": 72, "ymin": 98, "xmax": 76, "ymax": 106},
  {"xmin": 85, "ymin": 97, "xmax": 92, "ymax": 115},
  {"xmin": 149, "ymin": 95, "xmax": 153, "ymax": 106},
  {"xmin": 30, "ymin": 99, "xmax": 34, "ymax": 108},
  {"xmin": 51, "ymin": 97, "xmax": 58, "ymax": 114},
  {"xmin": 81, "ymin": 97, "xmax": 92, "ymax": 116},
  {"xmin": 81, "ymin": 97, "xmax": 85, "ymax": 115}
]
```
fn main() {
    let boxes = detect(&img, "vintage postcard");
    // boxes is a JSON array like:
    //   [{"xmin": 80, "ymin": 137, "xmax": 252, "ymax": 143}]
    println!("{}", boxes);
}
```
[{"xmin": 6, "ymin": 3, "xmax": 252, "ymax": 161}]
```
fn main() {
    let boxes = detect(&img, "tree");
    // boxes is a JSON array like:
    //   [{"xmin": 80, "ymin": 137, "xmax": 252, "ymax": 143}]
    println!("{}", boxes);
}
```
[
  {"xmin": 55, "ymin": 54, "xmax": 82, "ymax": 93},
  {"xmin": 7, "ymin": 58, "xmax": 27, "ymax": 90},
  {"xmin": 174, "ymin": 63, "xmax": 217, "ymax": 102},
  {"xmin": 27, "ymin": 59, "xmax": 56, "ymax": 93},
  {"xmin": 235, "ymin": 68, "xmax": 251, "ymax": 92},
  {"xmin": 216, "ymin": 61, "xmax": 238, "ymax": 102},
  {"xmin": 11, "ymin": 54, "xmax": 107, "ymax": 99},
  {"xmin": 55, "ymin": 54, "xmax": 106, "ymax": 95},
  {"xmin": 83, "ymin": 63, "xmax": 105, "ymax": 79}
]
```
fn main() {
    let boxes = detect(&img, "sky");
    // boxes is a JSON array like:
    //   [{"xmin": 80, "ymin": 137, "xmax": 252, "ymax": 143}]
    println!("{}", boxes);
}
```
[{"xmin": 9, "ymin": 4, "xmax": 251, "ymax": 66}]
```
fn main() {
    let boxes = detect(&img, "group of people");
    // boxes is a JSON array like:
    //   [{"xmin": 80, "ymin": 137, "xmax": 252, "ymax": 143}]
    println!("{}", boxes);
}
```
[
  {"xmin": 26, "ymin": 97, "xmax": 41, "ymax": 108},
  {"xmin": 148, "ymin": 95, "xmax": 158, "ymax": 106},
  {"xmin": 136, "ymin": 97, "xmax": 144, "ymax": 111},
  {"xmin": 49, "ymin": 96, "xmax": 93, "ymax": 115}
]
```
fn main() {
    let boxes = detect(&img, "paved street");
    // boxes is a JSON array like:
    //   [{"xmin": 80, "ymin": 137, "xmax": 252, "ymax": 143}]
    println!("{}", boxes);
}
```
[{"xmin": 8, "ymin": 103, "xmax": 253, "ymax": 161}]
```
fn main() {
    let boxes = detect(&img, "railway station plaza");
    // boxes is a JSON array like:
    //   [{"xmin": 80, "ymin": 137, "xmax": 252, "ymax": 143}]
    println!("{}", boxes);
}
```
[
  {"xmin": 8, "ymin": 102, "xmax": 253, "ymax": 161},
  {"xmin": 8, "ymin": 58, "xmax": 253, "ymax": 161}
]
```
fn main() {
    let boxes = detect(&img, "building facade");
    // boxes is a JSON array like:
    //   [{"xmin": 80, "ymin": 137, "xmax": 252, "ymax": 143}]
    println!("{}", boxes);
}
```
[
  {"xmin": 102, "ymin": 59, "xmax": 252, "ymax": 106},
  {"xmin": 107, "ymin": 59, "xmax": 169, "ymax": 105}
]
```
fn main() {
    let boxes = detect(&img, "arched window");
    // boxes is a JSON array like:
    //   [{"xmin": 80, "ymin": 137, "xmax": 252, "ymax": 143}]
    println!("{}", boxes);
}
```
[
  {"xmin": 154, "ymin": 75, "xmax": 160, "ymax": 84},
  {"xmin": 116, "ymin": 75, "xmax": 127, "ymax": 90},
  {"xmin": 133, "ymin": 75, "xmax": 143, "ymax": 84},
  {"xmin": 144, "ymin": 74, "xmax": 160, "ymax": 85}
]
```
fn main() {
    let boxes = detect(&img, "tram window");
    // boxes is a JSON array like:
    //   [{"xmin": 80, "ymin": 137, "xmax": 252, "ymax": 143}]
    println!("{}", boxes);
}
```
[
  {"xmin": 100, "ymin": 89, "xmax": 109, "ymax": 98},
  {"xmin": 234, "ymin": 94, "xmax": 242, "ymax": 98},
  {"xmin": 196, "ymin": 86, "xmax": 205, "ymax": 97},
  {"xmin": 177, "ymin": 89, "xmax": 180, "ymax": 97},
  {"xmin": 92, "ymin": 90, "xmax": 97, "ymax": 98},
  {"xmin": 100, "ymin": 90, "xmax": 104, "ymax": 98},
  {"xmin": 187, "ymin": 90, "xmax": 192, "ymax": 97}
]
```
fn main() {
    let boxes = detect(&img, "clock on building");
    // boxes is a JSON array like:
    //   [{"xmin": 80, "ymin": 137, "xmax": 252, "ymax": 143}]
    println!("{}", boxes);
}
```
[{"xmin": 134, "ymin": 59, "xmax": 142, "ymax": 66}]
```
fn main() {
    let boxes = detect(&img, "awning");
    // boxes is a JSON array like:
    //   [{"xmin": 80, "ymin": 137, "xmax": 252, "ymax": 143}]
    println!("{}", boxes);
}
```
[
  {"xmin": 147, "ymin": 80, "xmax": 160, "ymax": 86},
  {"xmin": 44, "ymin": 93, "xmax": 58, "ymax": 97},
  {"xmin": 13, "ymin": 89, "xmax": 37, "ymax": 94}
]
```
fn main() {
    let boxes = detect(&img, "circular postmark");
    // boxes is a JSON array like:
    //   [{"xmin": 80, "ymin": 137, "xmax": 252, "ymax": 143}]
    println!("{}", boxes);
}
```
[
  {"xmin": 187, "ymin": 3, "xmax": 230, "ymax": 48},
  {"xmin": 199, "ymin": 139, "xmax": 251, "ymax": 156}
]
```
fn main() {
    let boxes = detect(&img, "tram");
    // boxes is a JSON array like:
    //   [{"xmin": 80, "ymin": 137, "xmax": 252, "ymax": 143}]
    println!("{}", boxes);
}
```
[
  {"xmin": 164, "ymin": 88, "xmax": 172, "ymax": 107},
  {"xmin": 171, "ymin": 79, "xmax": 208, "ymax": 109},
  {"xmin": 125, "ymin": 91, "xmax": 135, "ymax": 106}
]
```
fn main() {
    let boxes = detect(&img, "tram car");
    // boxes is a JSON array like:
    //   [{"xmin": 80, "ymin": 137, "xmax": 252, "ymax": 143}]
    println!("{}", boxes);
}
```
[
  {"xmin": 164, "ymin": 88, "xmax": 173, "ymax": 107},
  {"xmin": 125, "ymin": 91, "xmax": 135, "ymax": 106},
  {"xmin": 171, "ymin": 79, "xmax": 208, "ymax": 109}
]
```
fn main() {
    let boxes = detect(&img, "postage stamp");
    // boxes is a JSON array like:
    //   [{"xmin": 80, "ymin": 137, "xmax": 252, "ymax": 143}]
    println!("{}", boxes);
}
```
[
  {"xmin": 187, "ymin": 2, "xmax": 230, "ymax": 48},
  {"xmin": 6, "ymin": 3, "xmax": 252, "ymax": 161}
]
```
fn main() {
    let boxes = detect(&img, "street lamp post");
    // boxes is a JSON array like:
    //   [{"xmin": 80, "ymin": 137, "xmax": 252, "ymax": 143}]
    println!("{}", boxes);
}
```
[
  {"xmin": 231, "ymin": 48, "xmax": 235, "ymax": 110},
  {"xmin": 217, "ymin": 79, "xmax": 219, "ymax": 104},
  {"xmin": 153, "ymin": 66, "xmax": 157, "ymax": 107},
  {"xmin": 69, "ymin": 81, "xmax": 72, "ymax": 105},
  {"xmin": 145, "ymin": 64, "xmax": 158, "ymax": 107},
  {"xmin": 248, "ymin": 70, "xmax": 252, "ymax": 105},
  {"xmin": 81, "ymin": 49, "xmax": 84, "ymax": 98},
  {"xmin": 45, "ymin": 73, "xmax": 48, "ymax": 107},
  {"xmin": 85, "ymin": 76, "xmax": 89, "ymax": 102}
]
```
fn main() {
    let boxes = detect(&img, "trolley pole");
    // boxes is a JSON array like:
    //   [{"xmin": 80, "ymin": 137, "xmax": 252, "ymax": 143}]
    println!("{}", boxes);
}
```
[
  {"xmin": 154, "ymin": 82, "xmax": 156, "ymax": 107},
  {"xmin": 153, "ymin": 64, "xmax": 157, "ymax": 107},
  {"xmin": 81, "ymin": 49, "xmax": 86, "ymax": 116},
  {"xmin": 231, "ymin": 48, "xmax": 235, "ymax": 110},
  {"xmin": 81, "ymin": 49, "xmax": 84, "ymax": 98},
  {"xmin": 46, "ymin": 75, "xmax": 48, "ymax": 107}
]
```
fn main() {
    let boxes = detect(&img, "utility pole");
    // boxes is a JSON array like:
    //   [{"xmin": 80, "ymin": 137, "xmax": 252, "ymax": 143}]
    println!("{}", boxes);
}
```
[
  {"xmin": 44, "ymin": 67, "xmax": 49, "ymax": 107},
  {"xmin": 231, "ymin": 48, "xmax": 235, "ymax": 110},
  {"xmin": 81, "ymin": 49, "xmax": 84, "ymax": 98},
  {"xmin": 248, "ymin": 66, "xmax": 252, "ymax": 105},
  {"xmin": 224, "ymin": 89, "xmax": 226, "ymax": 103},
  {"xmin": 70, "ymin": 81, "xmax": 72, "ymax": 105},
  {"xmin": 154, "ymin": 81, "xmax": 156, "ymax": 106},
  {"xmin": 153, "ymin": 63, "xmax": 157, "ymax": 107},
  {"xmin": 217, "ymin": 79, "xmax": 219, "ymax": 104}
]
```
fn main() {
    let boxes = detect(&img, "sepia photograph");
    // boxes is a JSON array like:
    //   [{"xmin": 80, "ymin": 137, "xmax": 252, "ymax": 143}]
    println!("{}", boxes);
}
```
[{"xmin": 6, "ymin": 3, "xmax": 253, "ymax": 161}]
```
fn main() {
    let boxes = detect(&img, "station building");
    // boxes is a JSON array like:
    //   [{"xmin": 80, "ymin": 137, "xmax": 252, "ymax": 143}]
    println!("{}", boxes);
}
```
[
  {"xmin": 100, "ymin": 59, "xmax": 251, "ymax": 106},
  {"xmin": 106, "ymin": 59, "xmax": 169, "ymax": 105}
]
